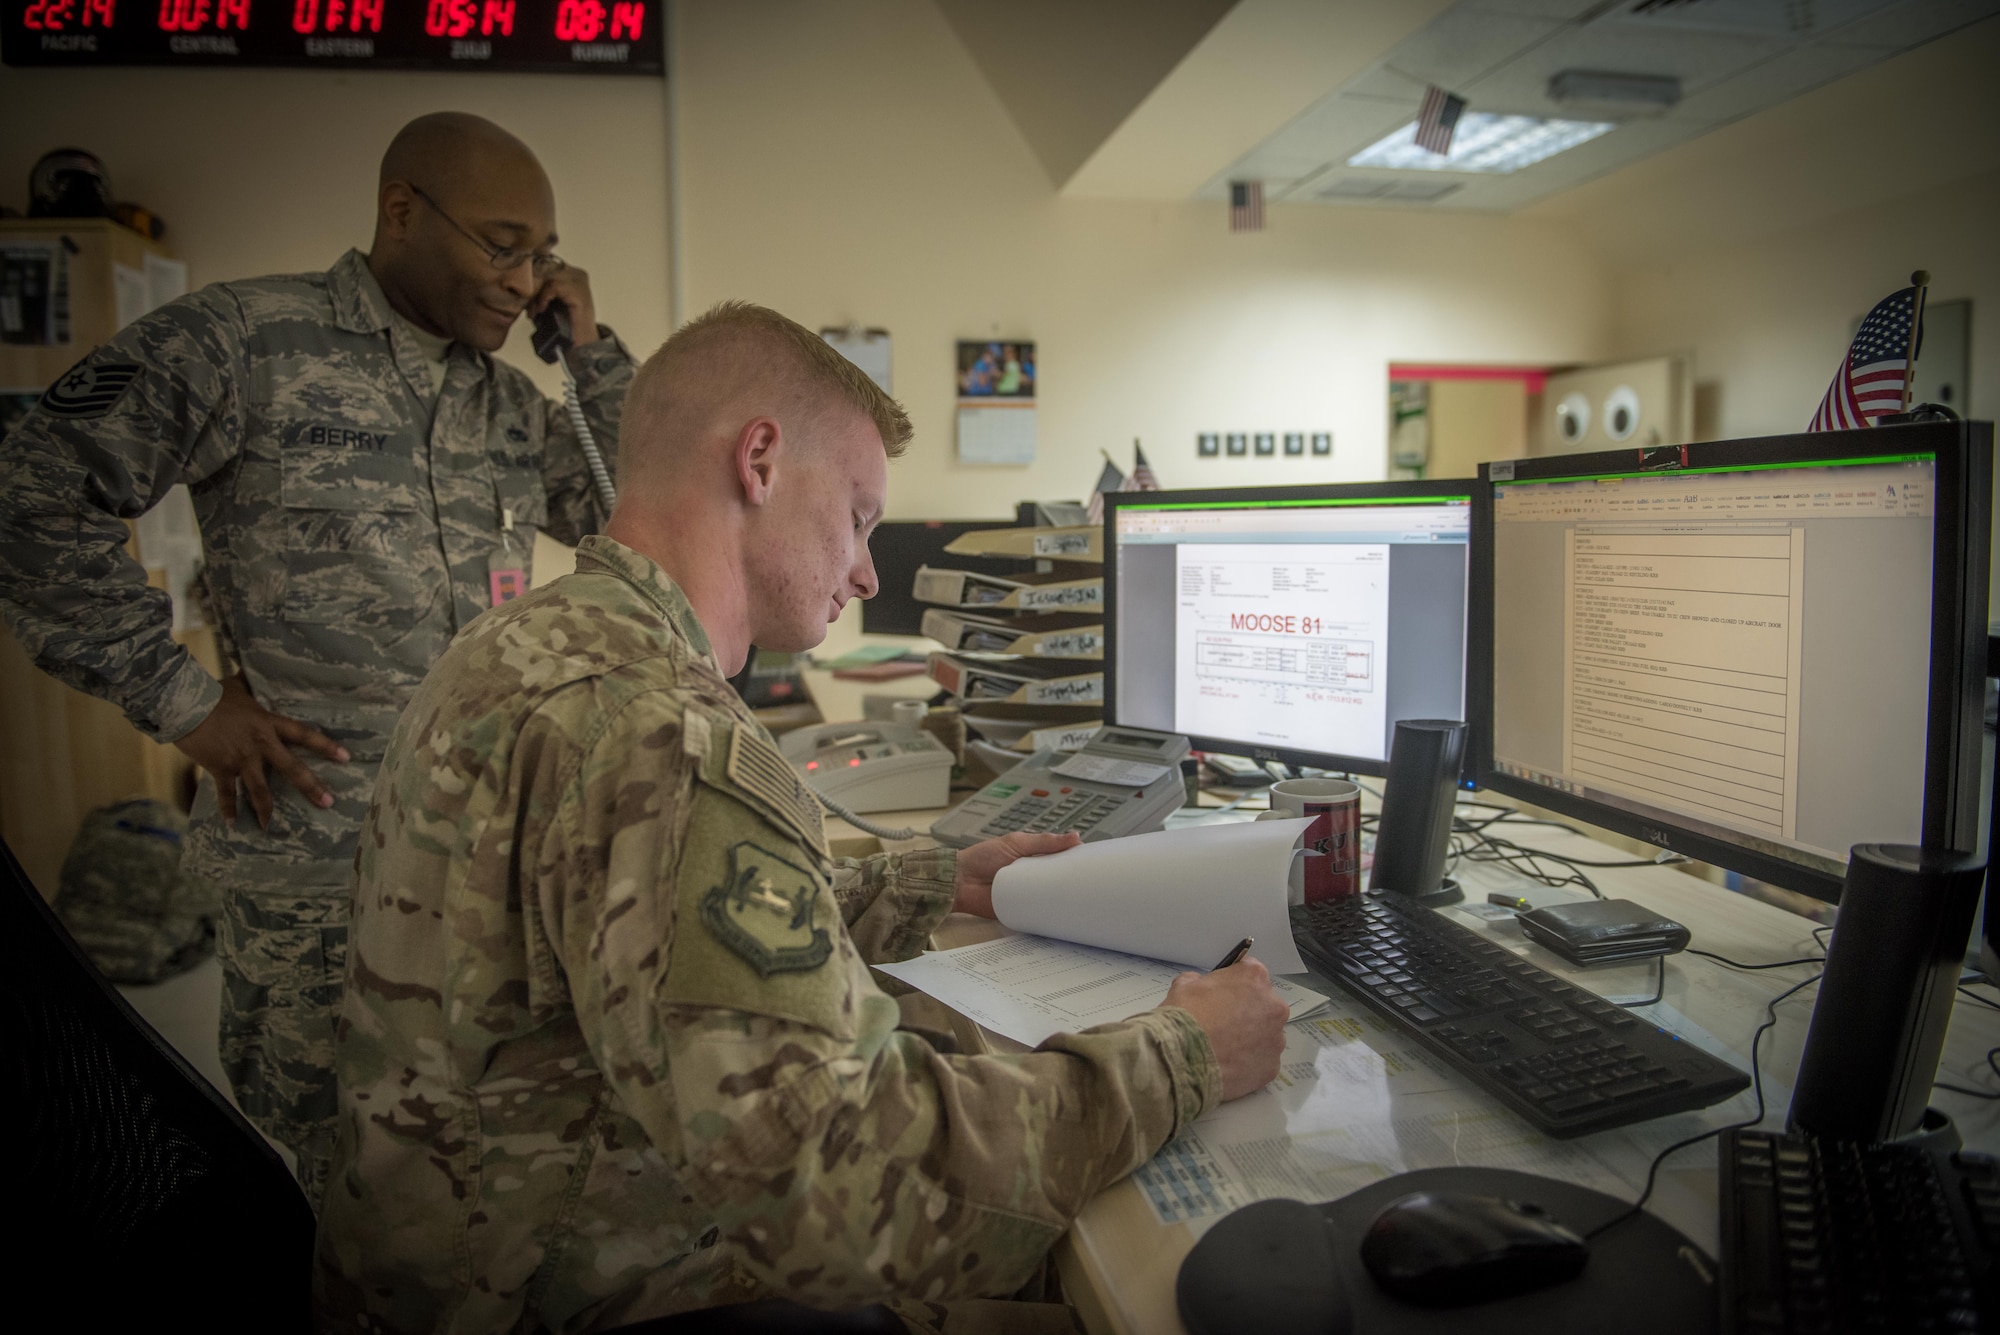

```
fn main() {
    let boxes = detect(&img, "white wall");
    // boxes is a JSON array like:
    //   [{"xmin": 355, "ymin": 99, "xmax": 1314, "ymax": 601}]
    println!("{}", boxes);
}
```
[
  {"xmin": 0, "ymin": 65, "xmax": 673, "ymax": 397},
  {"xmin": 677, "ymin": 0, "xmax": 1613, "ymax": 520},
  {"xmin": 1611, "ymin": 169, "xmax": 2000, "ymax": 439}
]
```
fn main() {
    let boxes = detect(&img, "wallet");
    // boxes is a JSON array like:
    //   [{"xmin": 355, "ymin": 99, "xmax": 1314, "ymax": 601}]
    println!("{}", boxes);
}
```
[{"xmin": 1517, "ymin": 898, "xmax": 1690, "ymax": 966}]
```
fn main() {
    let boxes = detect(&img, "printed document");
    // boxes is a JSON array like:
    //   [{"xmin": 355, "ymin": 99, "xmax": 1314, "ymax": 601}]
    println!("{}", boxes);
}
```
[
  {"xmin": 1173, "ymin": 543, "xmax": 1390, "ymax": 760},
  {"xmin": 989, "ymin": 817, "xmax": 1312, "ymax": 974},
  {"xmin": 873, "ymin": 934, "xmax": 1328, "ymax": 1050}
]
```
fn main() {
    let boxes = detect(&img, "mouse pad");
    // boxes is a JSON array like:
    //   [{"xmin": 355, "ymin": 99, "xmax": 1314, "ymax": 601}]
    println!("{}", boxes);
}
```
[{"xmin": 1178, "ymin": 1166, "xmax": 1718, "ymax": 1335}]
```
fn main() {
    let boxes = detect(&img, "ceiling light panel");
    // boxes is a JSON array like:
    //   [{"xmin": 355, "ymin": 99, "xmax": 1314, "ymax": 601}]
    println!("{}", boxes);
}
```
[{"xmin": 1346, "ymin": 112, "xmax": 1614, "ymax": 173}]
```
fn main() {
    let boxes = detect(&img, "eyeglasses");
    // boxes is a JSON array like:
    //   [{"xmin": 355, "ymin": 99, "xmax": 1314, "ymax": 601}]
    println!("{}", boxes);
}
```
[{"xmin": 410, "ymin": 185, "xmax": 566, "ymax": 280}]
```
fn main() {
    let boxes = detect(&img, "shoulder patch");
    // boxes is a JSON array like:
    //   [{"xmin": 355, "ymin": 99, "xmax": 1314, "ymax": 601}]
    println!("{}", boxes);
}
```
[
  {"xmin": 725, "ymin": 723, "xmax": 827, "ymax": 854},
  {"xmin": 41, "ymin": 359, "xmax": 141, "ymax": 418},
  {"xmin": 700, "ymin": 841, "xmax": 833, "ymax": 976}
]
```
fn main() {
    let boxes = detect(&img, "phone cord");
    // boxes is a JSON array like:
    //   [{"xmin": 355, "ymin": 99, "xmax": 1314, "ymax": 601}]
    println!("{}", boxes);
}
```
[
  {"xmin": 561, "ymin": 360, "xmax": 619, "ymax": 516},
  {"xmin": 814, "ymin": 792, "xmax": 919, "ymax": 842}
]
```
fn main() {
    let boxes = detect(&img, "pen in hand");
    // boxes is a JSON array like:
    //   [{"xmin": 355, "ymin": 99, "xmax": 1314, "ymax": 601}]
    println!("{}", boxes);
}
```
[{"xmin": 1210, "ymin": 937, "xmax": 1254, "ymax": 971}]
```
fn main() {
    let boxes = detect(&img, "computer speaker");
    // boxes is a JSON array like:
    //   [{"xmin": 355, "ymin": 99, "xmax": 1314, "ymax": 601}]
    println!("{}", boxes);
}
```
[
  {"xmin": 1369, "ymin": 719, "xmax": 1466, "ymax": 908},
  {"xmin": 1788, "ymin": 843, "xmax": 1987, "ymax": 1143}
]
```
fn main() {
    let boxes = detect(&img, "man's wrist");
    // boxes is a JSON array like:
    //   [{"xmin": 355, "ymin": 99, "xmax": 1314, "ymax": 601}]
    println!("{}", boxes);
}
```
[{"xmin": 154, "ymin": 656, "xmax": 226, "ymax": 744}]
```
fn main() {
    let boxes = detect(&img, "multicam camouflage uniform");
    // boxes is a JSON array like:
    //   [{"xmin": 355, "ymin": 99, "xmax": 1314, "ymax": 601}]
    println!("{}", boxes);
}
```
[
  {"xmin": 0, "ymin": 249, "xmax": 634, "ymax": 1206},
  {"xmin": 314, "ymin": 536, "xmax": 1222, "ymax": 1334}
]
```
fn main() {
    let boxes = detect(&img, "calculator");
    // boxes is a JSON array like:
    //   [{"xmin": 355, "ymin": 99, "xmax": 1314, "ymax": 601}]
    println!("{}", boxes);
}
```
[{"xmin": 929, "ymin": 728, "xmax": 1191, "ymax": 848}]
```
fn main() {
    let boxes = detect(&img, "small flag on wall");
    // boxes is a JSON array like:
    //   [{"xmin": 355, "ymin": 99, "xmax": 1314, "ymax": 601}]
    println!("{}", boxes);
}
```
[
  {"xmin": 1415, "ymin": 85, "xmax": 1467, "ymax": 156},
  {"xmin": 1808, "ymin": 272, "xmax": 1928, "ymax": 432},
  {"xmin": 1229, "ymin": 180, "xmax": 1265, "ymax": 232}
]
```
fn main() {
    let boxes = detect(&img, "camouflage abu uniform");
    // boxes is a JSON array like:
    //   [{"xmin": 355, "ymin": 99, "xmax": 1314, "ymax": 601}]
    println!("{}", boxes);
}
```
[
  {"xmin": 0, "ymin": 249, "xmax": 635, "ymax": 1205},
  {"xmin": 314, "ymin": 536, "xmax": 1222, "ymax": 1333}
]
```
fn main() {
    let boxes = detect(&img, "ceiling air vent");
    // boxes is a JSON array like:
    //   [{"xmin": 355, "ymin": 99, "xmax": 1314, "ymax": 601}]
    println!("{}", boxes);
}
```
[{"xmin": 1548, "ymin": 69, "xmax": 1682, "ymax": 114}]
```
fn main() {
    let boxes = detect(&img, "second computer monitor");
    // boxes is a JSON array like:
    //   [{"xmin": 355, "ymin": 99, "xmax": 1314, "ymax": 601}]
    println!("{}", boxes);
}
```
[
  {"xmin": 1473, "ymin": 421, "xmax": 1991, "ymax": 903},
  {"xmin": 1106, "ymin": 482, "xmax": 1475, "ymax": 777}
]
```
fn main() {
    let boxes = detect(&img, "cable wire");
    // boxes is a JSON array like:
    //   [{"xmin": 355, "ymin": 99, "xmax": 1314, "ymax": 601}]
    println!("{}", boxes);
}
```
[
  {"xmin": 1611, "ymin": 955, "xmax": 1666, "ymax": 1008},
  {"xmin": 813, "ymin": 792, "xmax": 917, "ymax": 842},
  {"xmin": 1584, "ymin": 970, "xmax": 1823, "ymax": 1241},
  {"xmin": 561, "ymin": 359, "xmax": 618, "ymax": 515},
  {"xmin": 1687, "ymin": 949, "xmax": 1825, "ymax": 971}
]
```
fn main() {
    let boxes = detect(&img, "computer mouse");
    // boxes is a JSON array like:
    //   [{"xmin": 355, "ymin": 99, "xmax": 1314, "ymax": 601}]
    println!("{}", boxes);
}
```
[
  {"xmin": 1177, "ymin": 1197, "xmax": 1354, "ymax": 1335},
  {"xmin": 1359, "ymin": 1189, "xmax": 1588, "ymax": 1306}
]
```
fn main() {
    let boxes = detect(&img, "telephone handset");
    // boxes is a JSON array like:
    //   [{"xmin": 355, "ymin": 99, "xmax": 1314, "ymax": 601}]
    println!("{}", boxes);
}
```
[
  {"xmin": 529, "ymin": 299, "xmax": 618, "ymax": 514},
  {"xmin": 531, "ymin": 302, "xmax": 573, "ymax": 363}
]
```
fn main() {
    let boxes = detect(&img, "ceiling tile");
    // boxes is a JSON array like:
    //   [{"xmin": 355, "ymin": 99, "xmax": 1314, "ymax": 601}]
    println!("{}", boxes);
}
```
[
  {"xmin": 1462, "ymin": 0, "xmax": 1615, "ymax": 17},
  {"xmin": 1829, "ymin": 0, "xmax": 2000, "ymax": 47},
  {"xmin": 1206, "ymin": 0, "xmax": 1999, "ymax": 214},
  {"xmin": 1250, "ymin": 93, "xmax": 1421, "ymax": 170},
  {"xmin": 1671, "ymin": 39, "xmax": 1897, "ymax": 124},
  {"xmin": 1376, "ymin": 9, "xmax": 1569, "ymax": 89},
  {"xmin": 1460, "ymin": 24, "xmax": 1795, "ymax": 115}
]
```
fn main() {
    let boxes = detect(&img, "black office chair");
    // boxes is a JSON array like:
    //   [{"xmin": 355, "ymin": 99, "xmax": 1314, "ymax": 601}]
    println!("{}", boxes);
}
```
[{"xmin": 0, "ymin": 836, "xmax": 313, "ymax": 1332}]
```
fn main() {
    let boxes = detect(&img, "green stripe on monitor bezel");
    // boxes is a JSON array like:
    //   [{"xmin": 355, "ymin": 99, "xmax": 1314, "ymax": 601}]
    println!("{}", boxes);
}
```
[
  {"xmin": 1495, "ymin": 452, "xmax": 1935, "ymax": 487},
  {"xmin": 1116, "ymin": 495, "xmax": 1470, "ymax": 512}
]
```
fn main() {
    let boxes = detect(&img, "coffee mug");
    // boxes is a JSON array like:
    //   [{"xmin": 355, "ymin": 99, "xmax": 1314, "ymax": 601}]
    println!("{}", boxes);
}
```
[{"xmin": 1256, "ymin": 777, "xmax": 1361, "ymax": 903}]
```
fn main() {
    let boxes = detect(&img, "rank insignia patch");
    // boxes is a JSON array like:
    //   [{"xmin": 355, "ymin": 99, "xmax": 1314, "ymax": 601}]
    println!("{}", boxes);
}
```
[
  {"xmin": 701, "ymin": 841, "xmax": 833, "ymax": 976},
  {"xmin": 40, "ymin": 360, "xmax": 141, "ymax": 418}
]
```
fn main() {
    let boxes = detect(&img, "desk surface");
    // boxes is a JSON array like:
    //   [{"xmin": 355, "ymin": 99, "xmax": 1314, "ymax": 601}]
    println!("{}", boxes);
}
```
[{"xmin": 801, "ymin": 680, "xmax": 2000, "ymax": 1335}]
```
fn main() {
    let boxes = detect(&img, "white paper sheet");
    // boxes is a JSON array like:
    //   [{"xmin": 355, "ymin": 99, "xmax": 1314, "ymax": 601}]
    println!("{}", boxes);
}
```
[
  {"xmin": 873, "ymin": 931, "xmax": 1328, "ymax": 1050},
  {"xmin": 144, "ymin": 252, "xmax": 188, "ymax": 311},
  {"xmin": 991, "ymin": 817, "xmax": 1312, "ymax": 974},
  {"xmin": 956, "ymin": 402, "xmax": 1036, "ymax": 464},
  {"xmin": 114, "ymin": 262, "xmax": 148, "ymax": 331}
]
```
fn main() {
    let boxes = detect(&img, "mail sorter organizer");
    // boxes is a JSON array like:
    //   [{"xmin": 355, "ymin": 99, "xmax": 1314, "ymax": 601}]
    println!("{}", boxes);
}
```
[{"xmin": 913, "ymin": 519, "xmax": 1107, "ymax": 777}]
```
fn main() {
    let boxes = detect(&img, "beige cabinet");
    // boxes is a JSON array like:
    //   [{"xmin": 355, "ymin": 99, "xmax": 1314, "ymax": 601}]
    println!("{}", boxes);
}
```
[{"xmin": 0, "ymin": 218, "xmax": 219, "ymax": 900}]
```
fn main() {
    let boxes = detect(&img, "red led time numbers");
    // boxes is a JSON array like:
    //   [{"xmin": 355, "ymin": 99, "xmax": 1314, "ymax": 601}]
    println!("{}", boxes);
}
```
[
  {"xmin": 292, "ymin": 0, "xmax": 383, "ymax": 33},
  {"xmin": 23, "ymin": 0, "xmax": 116, "ymax": 29},
  {"xmin": 156, "ymin": 0, "xmax": 249, "ymax": 29},
  {"xmin": 425, "ymin": 0, "xmax": 511, "ymax": 37},
  {"xmin": 553, "ymin": 0, "xmax": 642, "ymax": 42}
]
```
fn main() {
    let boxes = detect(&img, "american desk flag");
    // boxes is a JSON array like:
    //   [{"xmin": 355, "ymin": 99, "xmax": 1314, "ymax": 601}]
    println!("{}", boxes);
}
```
[
  {"xmin": 1085, "ymin": 457, "xmax": 1124, "ymax": 525},
  {"xmin": 1085, "ymin": 444, "xmax": 1160, "ymax": 524},
  {"xmin": 1809, "ymin": 278, "xmax": 1927, "ymax": 432},
  {"xmin": 1131, "ymin": 443, "xmax": 1159, "ymax": 491}
]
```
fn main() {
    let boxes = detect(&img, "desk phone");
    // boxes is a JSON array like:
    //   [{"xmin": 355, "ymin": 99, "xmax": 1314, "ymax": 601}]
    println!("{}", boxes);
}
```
[
  {"xmin": 930, "ymin": 728, "xmax": 1190, "ymax": 849},
  {"xmin": 779, "ymin": 721, "xmax": 954, "ymax": 814}
]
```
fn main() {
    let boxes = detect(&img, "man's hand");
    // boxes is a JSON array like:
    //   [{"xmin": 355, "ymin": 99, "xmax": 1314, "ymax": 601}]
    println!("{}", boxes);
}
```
[
  {"xmin": 952, "ymin": 831, "xmax": 1080, "ymax": 918},
  {"xmin": 533, "ymin": 265, "xmax": 598, "ymax": 348},
  {"xmin": 1163, "ymin": 958, "xmax": 1291, "ymax": 1101},
  {"xmin": 173, "ymin": 675, "xmax": 350, "ymax": 830}
]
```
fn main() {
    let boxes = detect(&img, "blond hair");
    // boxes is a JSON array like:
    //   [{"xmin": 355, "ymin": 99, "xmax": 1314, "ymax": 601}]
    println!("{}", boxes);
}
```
[{"xmin": 620, "ymin": 301, "xmax": 911, "ymax": 476}]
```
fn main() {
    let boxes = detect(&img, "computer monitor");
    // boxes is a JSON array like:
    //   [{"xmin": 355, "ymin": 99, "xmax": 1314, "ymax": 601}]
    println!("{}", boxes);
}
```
[
  {"xmin": 1105, "ymin": 481, "xmax": 1476, "ymax": 777},
  {"xmin": 863, "ymin": 519, "xmax": 1027, "ymax": 636},
  {"xmin": 1473, "ymin": 422, "xmax": 1992, "ymax": 903}
]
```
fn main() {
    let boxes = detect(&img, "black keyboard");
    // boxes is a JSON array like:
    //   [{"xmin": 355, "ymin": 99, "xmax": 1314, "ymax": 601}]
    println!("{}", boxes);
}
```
[
  {"xmin": 1290, "ymin": 890, "xmax": 1750, "ymax": 1138},
  {"xmin": 1721, "ymin": 1128, "xmax": 2000, "ymax": 1333}
]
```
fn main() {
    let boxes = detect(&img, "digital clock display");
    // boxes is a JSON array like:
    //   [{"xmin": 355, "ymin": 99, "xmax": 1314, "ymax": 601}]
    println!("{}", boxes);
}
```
[{"xmin": 3, "ymin": 0, "xmax": 662, "ymax": 72}]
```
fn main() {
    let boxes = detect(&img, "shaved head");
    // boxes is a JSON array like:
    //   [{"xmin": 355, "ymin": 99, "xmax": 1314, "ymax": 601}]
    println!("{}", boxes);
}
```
[
  {"xmin": 606, "ymin": 302, "xmax": 913, "ymax": 673},
  {"xmin": 367, "ymin": 112, "xmax": 558, "ymax": 350},
  {"xmin": 618, "ymin": 301, "xmax": 910, "ymax": 492},
  {"xmin": 378, "ymin": 111, "xmax": 543, "ymax": 207}
]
